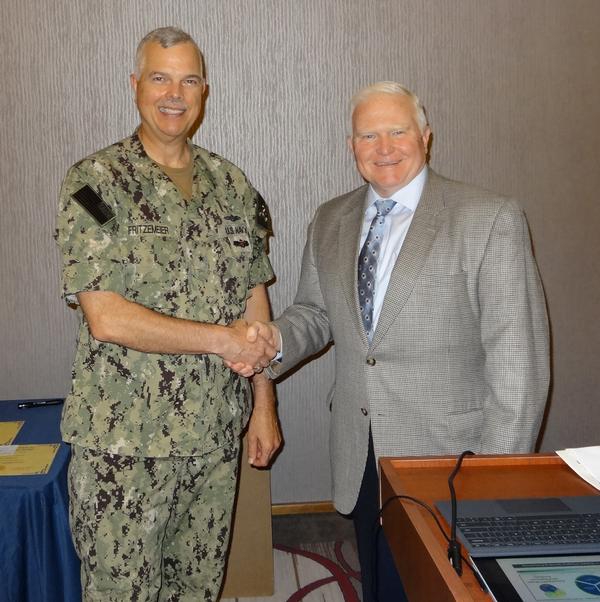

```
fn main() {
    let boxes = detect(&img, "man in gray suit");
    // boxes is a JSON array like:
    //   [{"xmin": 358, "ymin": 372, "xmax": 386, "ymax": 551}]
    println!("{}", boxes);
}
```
[{"xmin": 236, "ymin": 81, "xmax": 550, "ymax": 601}]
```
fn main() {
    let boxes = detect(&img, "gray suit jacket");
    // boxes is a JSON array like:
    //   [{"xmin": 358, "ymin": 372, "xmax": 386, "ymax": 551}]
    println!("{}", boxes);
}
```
[{"xmin": 271, "ymin": 170, "xmax": 549, "ymax": 514}]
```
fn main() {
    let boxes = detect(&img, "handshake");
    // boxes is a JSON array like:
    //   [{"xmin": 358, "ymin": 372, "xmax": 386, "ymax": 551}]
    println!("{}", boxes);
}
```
[{"xmin": 221, "ymin": 320, "xmax": 281, "ymax": 378}]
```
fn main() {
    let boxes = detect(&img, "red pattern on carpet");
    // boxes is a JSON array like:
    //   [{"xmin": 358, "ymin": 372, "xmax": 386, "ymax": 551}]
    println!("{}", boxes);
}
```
[{"xmin": 274, "ymin": 543, "xmax": 361, "ymax": 602}]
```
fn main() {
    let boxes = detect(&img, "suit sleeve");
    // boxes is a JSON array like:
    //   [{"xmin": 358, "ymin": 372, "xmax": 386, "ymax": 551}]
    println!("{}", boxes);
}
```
[
  {"xmin": 269, "ymin": 210, "xmax": 333, "ymax": 377},
  {"xmin": 477, "ymin": 200, "xmax": 550, "ymax": 453}
]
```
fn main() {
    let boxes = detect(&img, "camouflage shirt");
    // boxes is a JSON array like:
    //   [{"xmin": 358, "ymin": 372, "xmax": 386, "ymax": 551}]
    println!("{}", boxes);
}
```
[{"xmin": 55, "ymin": 133, "xmax": 274, "ymax": 457}]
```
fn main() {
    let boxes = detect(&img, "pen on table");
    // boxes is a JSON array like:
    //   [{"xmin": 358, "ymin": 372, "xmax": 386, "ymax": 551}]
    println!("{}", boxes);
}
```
[{"xmin": 17, "ymin": 399, "xmax": 64, "ymax": 409}]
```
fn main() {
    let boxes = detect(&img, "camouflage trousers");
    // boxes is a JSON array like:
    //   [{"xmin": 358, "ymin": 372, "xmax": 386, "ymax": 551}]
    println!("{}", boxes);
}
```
[{"xmin": 68, "ymin": 441, "xmax": 240, "ymax": 602}]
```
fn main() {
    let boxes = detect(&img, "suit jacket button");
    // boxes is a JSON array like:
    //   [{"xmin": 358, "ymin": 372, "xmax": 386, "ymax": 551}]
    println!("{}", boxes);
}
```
[
  {"xmin": 361, "ymin": 407, "xmax": 369, "ymax": 416},
  {"xmin": 366, "ymin": 357, "xmax": 376, "ymax": 366}
]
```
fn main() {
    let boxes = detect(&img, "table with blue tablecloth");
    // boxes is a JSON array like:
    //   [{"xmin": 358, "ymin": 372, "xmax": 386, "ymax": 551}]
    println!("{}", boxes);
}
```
[{"xmin": 0, "ymin": 399, "xmax": 81, "ymax": 602}]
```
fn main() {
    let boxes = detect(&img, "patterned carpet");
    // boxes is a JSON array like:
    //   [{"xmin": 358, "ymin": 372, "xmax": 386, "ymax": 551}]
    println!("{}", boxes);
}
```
[{"xmin": 222, "ymin": 540, "xmax": 362, "ymax": 602}]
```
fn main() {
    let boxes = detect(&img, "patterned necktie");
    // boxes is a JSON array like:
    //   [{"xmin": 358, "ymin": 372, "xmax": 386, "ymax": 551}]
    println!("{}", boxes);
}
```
[{"xmin": 357, "ymin": 199, "xmax": 396, "ymax": 341}]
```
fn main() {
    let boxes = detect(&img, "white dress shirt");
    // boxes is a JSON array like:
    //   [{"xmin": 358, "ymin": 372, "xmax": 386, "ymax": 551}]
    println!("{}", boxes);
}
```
[
  {"xmin": 273, "ymin": 166, "xmax": 427, "ymax": 362},
  {"xmin": 359, "ymin": 166, "xmax": 428, "ymax": 331}
]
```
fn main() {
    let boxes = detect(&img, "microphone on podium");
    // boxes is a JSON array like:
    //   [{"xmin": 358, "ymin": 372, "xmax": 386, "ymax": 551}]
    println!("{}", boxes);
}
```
[{"xmin": 447, "ymin": 450, "xmax": 475, "ymax": 576}]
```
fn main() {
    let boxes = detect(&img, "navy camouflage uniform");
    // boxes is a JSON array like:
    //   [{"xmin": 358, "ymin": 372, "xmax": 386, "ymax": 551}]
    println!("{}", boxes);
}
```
[{"xmin": 55, "ymin": 133, "xmax": 273, "ymax": 601}]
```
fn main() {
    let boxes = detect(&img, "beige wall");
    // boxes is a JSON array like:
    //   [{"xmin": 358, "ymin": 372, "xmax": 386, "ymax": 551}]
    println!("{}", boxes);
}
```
[{"xmin": 1, "ymin": 0, "xmax": 598, "ymax": 503}]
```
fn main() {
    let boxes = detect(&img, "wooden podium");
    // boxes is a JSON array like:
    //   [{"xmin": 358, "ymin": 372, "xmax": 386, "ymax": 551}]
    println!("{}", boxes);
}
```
[{"xmin": 379, "ymin": 453, "xmax": 600, "ymax": 602}]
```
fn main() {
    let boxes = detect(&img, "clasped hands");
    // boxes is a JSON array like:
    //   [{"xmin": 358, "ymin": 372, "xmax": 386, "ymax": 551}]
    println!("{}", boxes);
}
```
[{"xmin": 223, "ymin": 320, "xmax": 281, "ymax": 377}]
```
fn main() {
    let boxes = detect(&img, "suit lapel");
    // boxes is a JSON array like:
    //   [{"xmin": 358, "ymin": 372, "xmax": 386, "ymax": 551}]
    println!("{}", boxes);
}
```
[
  {"xmin": 371, "ymin": 171, "xmax": 446, "ymax": 347},
  {"xmin": 338, "ymin": 186, "xmax": 370, "ymax": 344}
]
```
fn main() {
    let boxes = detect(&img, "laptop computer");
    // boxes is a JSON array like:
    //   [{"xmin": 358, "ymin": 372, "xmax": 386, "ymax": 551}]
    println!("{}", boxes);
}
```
[{"xmin": 435, "ymin": 496, "xmax": 600, "ymax": 558}]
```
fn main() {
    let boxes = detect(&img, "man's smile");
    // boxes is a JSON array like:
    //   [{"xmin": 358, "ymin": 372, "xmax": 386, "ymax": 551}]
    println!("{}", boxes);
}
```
[
  {"xmin": 158, "ymin": 106, "xmax": 186, "ymax": 115},
  {"xmin": 374, "ymin": 160, "xmax": 401, "ymax": 166}
]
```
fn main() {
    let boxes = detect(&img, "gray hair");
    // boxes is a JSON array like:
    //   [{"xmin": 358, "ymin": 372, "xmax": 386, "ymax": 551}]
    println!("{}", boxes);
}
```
[
  {"xmin": 350, "ymin": 81, "xmax": 429, "ymax": 133},
  {"xmin": 135, "ymin": 27, "xmax": 204, "ymax": 78}
]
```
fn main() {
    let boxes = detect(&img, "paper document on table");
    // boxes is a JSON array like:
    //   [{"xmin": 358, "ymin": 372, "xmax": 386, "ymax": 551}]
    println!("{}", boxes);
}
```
[
  {"xmin": 0, "ymin": 444, "xmax": 60, "ymax": 476},
  {"xmin": 557, "ymin": 446, "xmax": 600, "ymax": 491},
  {"xmin": 0, "ymin": 421, "xmax": 24, "ymax": 445}
]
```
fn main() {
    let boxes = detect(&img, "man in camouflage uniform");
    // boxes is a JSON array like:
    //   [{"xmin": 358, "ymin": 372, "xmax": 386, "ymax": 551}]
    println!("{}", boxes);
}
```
[{"xmin": 55, "ymin": 27, "xmax": 280, "ymax": 602}]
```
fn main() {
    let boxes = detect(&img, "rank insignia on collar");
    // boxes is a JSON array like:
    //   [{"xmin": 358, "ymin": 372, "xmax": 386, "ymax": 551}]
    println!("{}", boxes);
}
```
[{"xmin": 72, "ymin": 185, "xmax": 115, "ymax": 226}]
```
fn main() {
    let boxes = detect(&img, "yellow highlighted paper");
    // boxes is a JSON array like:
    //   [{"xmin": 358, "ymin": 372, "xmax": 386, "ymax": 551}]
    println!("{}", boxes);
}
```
[
  {"xmin": 0, "ymin": 444, "xmax": 60, "ymax": 476},
  {"xmin": 0, "ymin": 421, "xmax": 24, "ymax": 445}
]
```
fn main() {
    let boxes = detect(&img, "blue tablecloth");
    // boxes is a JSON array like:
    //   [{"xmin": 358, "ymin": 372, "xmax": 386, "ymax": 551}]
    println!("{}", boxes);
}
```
[{"xmin": 0, "ymin": 399, "xmax": 81, "ymax": 602}]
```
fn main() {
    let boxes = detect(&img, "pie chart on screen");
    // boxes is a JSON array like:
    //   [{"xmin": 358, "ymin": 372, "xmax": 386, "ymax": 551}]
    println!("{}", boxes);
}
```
[{"xmin": 575, "ymin": 574, "xmax": 600, "ymax": 596}]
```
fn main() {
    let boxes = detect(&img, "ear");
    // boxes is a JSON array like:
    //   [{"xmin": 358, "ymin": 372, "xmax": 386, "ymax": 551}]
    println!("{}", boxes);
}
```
[
  {"xmin": 346, "ymin": 135, "xmax": 355, "ymax": 155},
  {"xmin": 421, "ymin": 126, "xmax": 431, "ymax": 150},
  {"xmin": 130, "ymin": 73, "xmax": 138, "ymax": 95}
]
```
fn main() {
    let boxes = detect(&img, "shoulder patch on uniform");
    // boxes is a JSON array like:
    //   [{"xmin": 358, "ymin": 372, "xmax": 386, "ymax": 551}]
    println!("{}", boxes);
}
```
[
  {"xmin": 71, "ymin": 185, "xmax": 115, "ymax": 226},
  {"xmin": 254, "ymin": 193, "xmax": 272, "ymax": 234}
]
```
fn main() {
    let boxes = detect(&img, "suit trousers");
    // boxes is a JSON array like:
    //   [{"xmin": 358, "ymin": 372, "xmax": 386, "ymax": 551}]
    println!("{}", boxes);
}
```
[{"xmin": 351, "ymin": 432, "xmax": 408, "ymax": 602}]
